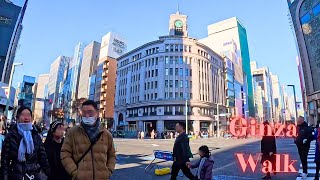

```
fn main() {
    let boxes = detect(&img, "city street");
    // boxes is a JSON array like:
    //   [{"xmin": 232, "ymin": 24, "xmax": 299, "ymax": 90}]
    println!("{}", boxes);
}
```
[{"xmin": 111, "ymin": 137, "xmax": 300, "ymax": 180}]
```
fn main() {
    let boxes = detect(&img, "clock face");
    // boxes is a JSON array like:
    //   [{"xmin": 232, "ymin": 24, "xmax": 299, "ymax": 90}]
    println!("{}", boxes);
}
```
[{"xmin": 175, "ymin": 20, "xmax": 183, "ymax": 28}]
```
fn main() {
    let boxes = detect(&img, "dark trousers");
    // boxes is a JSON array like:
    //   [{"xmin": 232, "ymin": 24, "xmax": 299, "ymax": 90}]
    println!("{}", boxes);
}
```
[
  {"xmin": 297, "ymin": 144, "xmax": 310, "ymax": 174},
  {"xmin": 170, "ymin": 161, "xmax": 195, "ymax": 180}
]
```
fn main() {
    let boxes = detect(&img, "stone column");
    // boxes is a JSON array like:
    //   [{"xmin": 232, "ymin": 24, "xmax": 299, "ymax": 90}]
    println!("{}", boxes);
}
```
[{"xmin": 156, "ymin": 120, "xmax": 164, "ymax": 133}]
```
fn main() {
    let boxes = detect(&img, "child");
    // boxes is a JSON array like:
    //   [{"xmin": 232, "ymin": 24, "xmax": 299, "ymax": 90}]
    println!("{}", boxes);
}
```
[
  {"xmin": 186, "ymin": 145, "xmax": 214, "ymax": 180},
  {"xmin": 44, "ymin": 121, "xmax": 70, "ymax": 180}
]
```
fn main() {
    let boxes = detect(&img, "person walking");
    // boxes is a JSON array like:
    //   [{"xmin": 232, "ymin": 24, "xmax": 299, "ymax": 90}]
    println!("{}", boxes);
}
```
[
  {"xmin": 61, "ymin": 100, "xmax": 116, "ymax": 180},
  {"xmin": 1, "ymin": 106, "xmax": 50, "ymax": 180},
  {"xmin": 141, "ymin": 131, "xmax": 145, "ymax": 139},
  {"xmin": 295, "ymin": 116, "xmax": 314, "ymax": 179},
  {"xmin": 260, "ymin": 121, "xmax": 277, "ymax": 179},
  {"xmin": 171, "ymin": 122, "xmax": 195, "ymax": 180},
  {"xmin": 44, "ymin": 121, "xmax": 70, "ymax": 180},
  {"xmin": 186, "ymin": 145, "xmax": 214, "ymax": 180}
]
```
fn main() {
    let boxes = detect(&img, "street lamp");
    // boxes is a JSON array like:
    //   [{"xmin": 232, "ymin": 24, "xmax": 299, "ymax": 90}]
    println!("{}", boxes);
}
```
[
  {"xmin": 4, "ymin": 62, "xmax": 23, "ymax": 117},
  {"xmin": 287, "ymin": 85, "xmax": 298, "ymax": 125}
]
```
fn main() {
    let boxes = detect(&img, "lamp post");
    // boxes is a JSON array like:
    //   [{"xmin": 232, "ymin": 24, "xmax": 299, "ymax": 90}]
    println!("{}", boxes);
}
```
[
  {"xmin": 4, "ymin": 62, "xmax": 23, "ymax": 117},
  {"xmin": 287, "ymin": 85, "xmax": 298, "ymax": 125}
]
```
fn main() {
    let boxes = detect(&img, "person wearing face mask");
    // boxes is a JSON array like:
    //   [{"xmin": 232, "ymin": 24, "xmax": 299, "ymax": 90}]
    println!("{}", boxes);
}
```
[
  {"xmin": 0, "ymin": 106, "xmax": 50, "ymax": 180},
  {"xmin": 61, "ymin": 100, "xmax": 116, "ymax": 180}
]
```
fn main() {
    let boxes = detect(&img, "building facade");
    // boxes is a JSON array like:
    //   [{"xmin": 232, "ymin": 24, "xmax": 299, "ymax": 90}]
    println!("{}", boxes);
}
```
[
  {"xmin": 33, "ymin": 74, "xmax": 49, "ymax": 121},
  {"xmin": 114, "ymin": 11, "xmax": 226, "ymax": 134},
  {"xmin": 271, "ymin": 74, "xmax": 284, "ymax": 123},
  {"xmin": 199, "ymin": 17, "xmax": 254, "ymax": 118},
  {"xmin": 98, "ymin": 32, "xmax": 127, "ymax": 124},
  {"xmin": 48, "ymin": 56, "xmax": 71, "ymax": 109},
  {"xmin": 78, "ymin": 41, "xmax": 101, "ymax": 99},
  {"xmin": 288, "ymin": 0, "xmax": 320, "ymax": 125},
  {"xmin": 18, "ymin": 75, "xmax": 35, "ymax": 110},
  {"xmin": 253, "ymin": 79, "xmax": 264, "ymax": 123},
  {"xmin": 251, "ymin": 61, "xmax": 274, "ymax": 122}
]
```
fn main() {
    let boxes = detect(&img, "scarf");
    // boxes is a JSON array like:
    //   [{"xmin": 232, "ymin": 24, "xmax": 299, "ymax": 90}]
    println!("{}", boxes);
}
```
[
  {"xmin": 17, "ymin": 123, "xmax": 34, "ymax": 162},
  {"xmin": 197, "ymin": 157, "xmax": 207, "ymax": 179},
  {"xmin": 81, "ymin": 120, "xmax": 100, "ymax": 142}
]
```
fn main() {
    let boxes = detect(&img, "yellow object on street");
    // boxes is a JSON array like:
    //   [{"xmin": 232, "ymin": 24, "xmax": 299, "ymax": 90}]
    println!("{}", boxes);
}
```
[{"xmin": 155, "ymin": 167, "xmax": 171, "ymax": 175}]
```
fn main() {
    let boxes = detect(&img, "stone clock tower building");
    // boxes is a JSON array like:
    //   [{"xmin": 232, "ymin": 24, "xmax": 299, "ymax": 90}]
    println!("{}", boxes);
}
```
[{"xmin": 169, "ymin": 10, "xmax": 188, "ymax": 36}]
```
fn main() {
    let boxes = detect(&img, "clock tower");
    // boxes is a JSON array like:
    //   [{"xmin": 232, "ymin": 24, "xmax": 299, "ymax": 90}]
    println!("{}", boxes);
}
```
[{"xmin": 169, "ymin": 10, "xmax": 188, "ymax": 36}]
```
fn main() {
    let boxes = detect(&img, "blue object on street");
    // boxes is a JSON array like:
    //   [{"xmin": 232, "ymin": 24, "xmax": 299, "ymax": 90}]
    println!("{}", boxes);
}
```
[
  {"xmin": 0, "ymin": 134, "xmax": 4, "ymax": 150},
  {"xmin": 154, "ymin": 150, "xmax": 173, "ymax": 161}
]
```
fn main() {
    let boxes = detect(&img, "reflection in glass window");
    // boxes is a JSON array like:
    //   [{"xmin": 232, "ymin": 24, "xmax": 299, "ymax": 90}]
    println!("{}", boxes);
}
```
[
  {"xmin": 300, "ymin": 13, "xmax": 311, "ymax": 24},
  {"xmin": 313, "ymin": 3, "xmax": 320, "ymax": 16}
]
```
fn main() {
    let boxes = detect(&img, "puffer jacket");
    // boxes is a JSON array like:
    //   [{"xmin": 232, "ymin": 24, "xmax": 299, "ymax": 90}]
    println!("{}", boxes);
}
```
[
  {"xmin": 191, "ymin": 156, "xmax": 214, "ymax": 180},
  {"xmin": 61, "ymin": 124, "xmax": 116, "ymax": 180},
  {"xmin": 1, "ymin": 124, "xmax": 50, "ymax": 180}
]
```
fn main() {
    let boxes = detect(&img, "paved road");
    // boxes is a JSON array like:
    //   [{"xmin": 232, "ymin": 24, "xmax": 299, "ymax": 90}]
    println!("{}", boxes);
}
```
[{"xmin": 111, "ymin": 137, "xmax": 300, "ymax": 180}]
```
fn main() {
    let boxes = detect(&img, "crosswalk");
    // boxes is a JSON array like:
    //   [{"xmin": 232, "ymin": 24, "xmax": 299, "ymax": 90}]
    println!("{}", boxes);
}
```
[{"xmin": 297, "ymin": 141, "xmax": 318, "ymax": 180}]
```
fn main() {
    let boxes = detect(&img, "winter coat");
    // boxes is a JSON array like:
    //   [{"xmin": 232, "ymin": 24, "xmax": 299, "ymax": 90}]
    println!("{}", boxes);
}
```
[
  {"xmin": 295, "ymin": 122, "xmax": 314, "ymax": 146},
  {"xmin": 44, "ymin": 138, "xmax": 70, "ymax": 180},
  {"xmin": 261, "ymin": 135, "xmax": 277, "ymax": 164},
  {"xmin": 61, "ymin": 124, "xmax": 116, "ymax": 180},
  {"xmin": 0, "ymin": 124, "xmax": 50, "ymax": 180},
  {"xmin": 191, "ymin": 156, "xmax": 214, "ymax": 180},
  {"xmin": 173, "ymin": 132, "xmax": 193, "ymax": 163}
]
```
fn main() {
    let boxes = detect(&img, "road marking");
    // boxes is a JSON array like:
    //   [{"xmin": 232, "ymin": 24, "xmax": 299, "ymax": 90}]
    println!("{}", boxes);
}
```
[{"xmin": 151, "ymin": 144, "xmax": 159, "ymax": 147}]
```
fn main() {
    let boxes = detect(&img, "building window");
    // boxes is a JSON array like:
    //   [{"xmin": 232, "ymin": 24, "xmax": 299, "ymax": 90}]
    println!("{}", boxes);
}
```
[
  {"xmin": 179, "ymin": 68, "xmax": 183, "ymax": 76},
  {"xmin": 190, "ymin": 93, "xmax": 193, "ymax": 99},
  {"xmin": 189, "ymin": 46, "xmax": 192, "ymax": 53},
  {"xmin": 152, "ymin": 59, "xmax": 154, "ymax": 66},
  {"xmin": 180, "ymin": 80, "xmax": 183, "ymax": 88},
  {"xmin": 155, "ymin": 81, "xmax": 158, "ymax": 88},
  {"xmin": 148, "ymin": 82, "xmax": 150, "ymax": 89},
  {"xmin": 179, "ymin": 56, "xmax": 183, "ymax": 64},
  {"xmin": 165, "ymin": 56, "xmax": 169, "ymax": 64},
  {"xmin": 190, "ymin": 81, "xmax": 192, "ymax": 88},
  {"xmin": 152, "ymin": 70, "xmax": 154, "ymax": 77},
  {"xmin": 179, "ymin": 45, "xmax": 183, "ymax": 52},
  {"xmin": 170, "ymin": 45, "xmax": 174, "ymax": 52},
  {"xmin": 156, "ymin": 69, "xmax": 158, "ymax": 76},
  {"xmin": 169, "ymin": 80, "xmax": 173, "ymax": 87},
  {"xmin": 185, "ymin": 69, "xmax": 189, "ymax": 76},
  {"xmin": 155, "ymin": 93, "xmax": 158, "ymax": 99},
  {"xmin": 169, "ymin": 92, "xmax": 173, "ymax": 99},
  {"xmin": 180, "ymin": 92, "xmax": 183, "ymax": 99},
  {"xmin": 175, "ymin": 80, "xmax": 178, "ymax": 88},
  {"xmin": 175, "ymin": 45, "xmax": 179, "ymax": 51},
  {"xmin": 151, "ymin": 82, "xmax": 153, "ymax": 89},
  {"xmin": 165, "ymin": 80, "xmax": 169, "ymax": 88},
  {"xmin": 156, "ymin": 57, "xmax": 158, "ymax": 65},
  {"xmin": 165, "ymin": 92, "xmax": 169, "ymax": 99},
  {"xmin": 184, "ymin": 45, "xmax": 187, "ymax": 52},
  {"xmin": 190, "ymin": 69, "xmax": 192, "ymax": 76},
  {"xmin": 151, "ymin": 94, "xmax": 153, "ymax": 100},
  {"xmin": 170, "ymin": 68, "xmax": 173, "ymax": 75},
  {"xmin": 165, "ymin": 68, "xmax": 169, "ymax": 75},
  {"xmin": 175, "ymin": 68, "xmax": 178, "ymax": 76},
  {"xmin": 165, "ymin": 44, "xmax": 169, "ymax": 52},
  {"xmin": 175, "ymin": 56, "xmax": 179, "ymax": 64},
  {"xmin": 175, "ymin": 92, "xmax": 179, "ymax": 99},
  {"xmin": 186, "ymin": 81, "xmax": 189, "ymax": 88}
]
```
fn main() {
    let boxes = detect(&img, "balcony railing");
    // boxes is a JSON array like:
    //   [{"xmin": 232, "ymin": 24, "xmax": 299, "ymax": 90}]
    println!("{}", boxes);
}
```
[
  {"xmin": 150, "ymin": 112, "xmax": 156, "ymax": 116},
  {"xmin": 143, "ymin": 113, "xmax": 148, "ymax": 116},
  {"xmin": 164, "ymin": 112, "xmax": 172, "ymax": 115},
  {"xmin": 175, "ymin": 112, "xmax": 184, "ymax": 115}
]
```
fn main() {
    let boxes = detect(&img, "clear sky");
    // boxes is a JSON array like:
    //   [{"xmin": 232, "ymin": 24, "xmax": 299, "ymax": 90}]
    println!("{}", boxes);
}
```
[{"xmin": 12, "ymin": 0, "xmax": 301, "ymax": 100}]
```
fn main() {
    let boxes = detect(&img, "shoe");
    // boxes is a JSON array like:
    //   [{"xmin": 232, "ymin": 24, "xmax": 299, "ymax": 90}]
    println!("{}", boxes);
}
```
[
  {"xmin": 301, "ymin": 173, "xmax": 308, "ymax": 179},
  {"xmin": 262, "ymin": 175, "xmax": 271, "ymax": 179}
]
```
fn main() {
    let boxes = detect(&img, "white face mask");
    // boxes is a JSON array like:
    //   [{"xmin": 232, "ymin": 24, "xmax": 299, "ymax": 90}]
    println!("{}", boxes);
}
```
[{"xmin": 82, "ymin": 117, "xmax": 96, "ymax": 125}]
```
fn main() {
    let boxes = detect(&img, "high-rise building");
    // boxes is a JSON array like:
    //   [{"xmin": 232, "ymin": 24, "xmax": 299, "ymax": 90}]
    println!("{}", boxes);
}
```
[
  {"xmin": 114, "ymin": 11, "xmax": 226, "ymax": 134},
  {"xmin": 288, "ymin": 0, "xmax": 320, "ymax": 124},
  {"xmin": 33, "ymin": 74, "xmax": 49, "ymax": 121},
  {"xmin": 78, "ymin": 41, "xmax": 101, "ymax": 99},
  {"xmin": 251, "ymin": 61, "xmax": 274, "ymax": 122},
  {"xmin": 199, "ymin": 17, "xmax": 254, "ymax": 118},
  {"xmin": 48, "ymin": 56, "xmax": 71, "ymax": 109},
  {"xmin": 98, "ymin": 32, "xmax": 127, "ymax": 124},
  {"xmin": 0, "ymin": 0, "xmax": 28, "ymax": 84},
  {"xmin": 18, "ymin": 75, "xmax": 35, "ymax": 109},
  {"xmin": 253, "ymin": 79, "xmax": 264, "ymax": 123},
  {"xmin": 271, "ymin": 74, "xmax": 284, "ymax": 123}
]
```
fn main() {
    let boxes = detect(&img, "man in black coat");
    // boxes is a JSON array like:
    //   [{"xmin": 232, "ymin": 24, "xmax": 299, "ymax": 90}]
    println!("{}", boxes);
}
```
[
  {"xmin": 171, "ymin": 122, "xmax": 195, "ymax": 180},
  {"xmin": 295, "ymin": 116, "xmax": 314, "ymax": 179}
]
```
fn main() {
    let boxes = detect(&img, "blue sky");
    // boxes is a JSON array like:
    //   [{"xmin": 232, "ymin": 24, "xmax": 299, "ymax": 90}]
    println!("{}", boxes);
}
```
[{"xmin": 12, "ymin": 0, "xmax": 301, "ymax": 99}]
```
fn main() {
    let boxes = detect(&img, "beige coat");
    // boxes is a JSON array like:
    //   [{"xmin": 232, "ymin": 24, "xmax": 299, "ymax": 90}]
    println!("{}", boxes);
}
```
[{"xmin": 61, "ymin": 125, "xmax": 116, "ymax": 180}]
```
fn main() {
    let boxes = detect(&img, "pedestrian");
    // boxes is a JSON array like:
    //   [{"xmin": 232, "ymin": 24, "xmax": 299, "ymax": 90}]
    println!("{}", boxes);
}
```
[
  {"xmin": 0, "ymin": 106, "xmax": 50, "ymax": 179},
  {"xmin": 61, "ymin": 100, "xmax": 116, "ymax": 180},
  {"xmin": 186, "ymin": 145, "xmax": 214, "ymax": 180},
  {"xmin": 151, "ymin": 130, "xmax": 155, "ymax": 139},
  {"xmin": 260, "ymin": 121, "xmax": 277, "ymax": 179},
  {"xmin": 0, "ymin": 115, "xmax": 7, "ymax": 135},
  {"xmin": 295, "ymin": 116, "xmax": 314, "ymax": 179},
  {"xmin": 137, "ymin": 131, "xmax": 141, "ymax": 139},
  {"xmin": 314, "ymin": 125, "xmax": 320, "ymax": 180},
  {"xmin": 141, "ymin": 131, "xmax": 145, "ymax": 139},
  {"xmin": 170, "ymin": 122, "xmax": 195, "ymax": 180},
  {"xmin": 170, "ymin": 131, "xmax": 174, "ymax": 139},
  {"xmin": 44, "ymin": 121, "xmax": 70, "ymax": 180}
]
